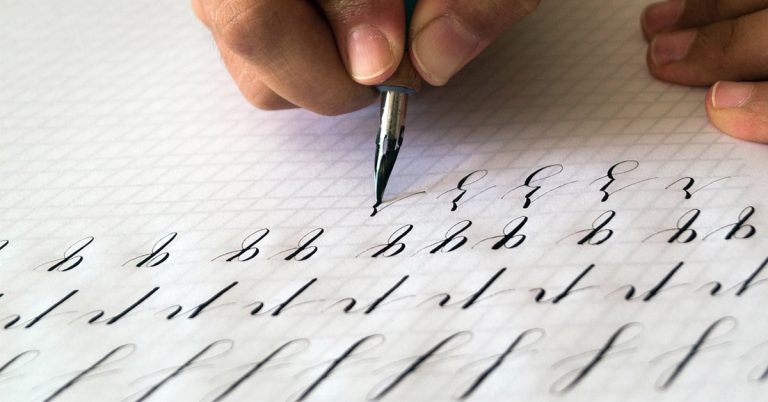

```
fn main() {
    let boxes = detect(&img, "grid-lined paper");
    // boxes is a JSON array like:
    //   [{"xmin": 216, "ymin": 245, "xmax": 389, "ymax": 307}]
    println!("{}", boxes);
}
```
[{"xmin": 1, "ymin": 0, "xmax": 767, "ymax": 401}]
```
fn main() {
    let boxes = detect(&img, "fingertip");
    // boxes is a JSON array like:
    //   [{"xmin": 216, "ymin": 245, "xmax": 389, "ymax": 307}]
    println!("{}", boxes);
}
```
[
  {"xmin": 644, "ymin": 39, "xmax": 672, "ymax": 83},
  {"xmin": 644, "ymin": 29, "xmax": 714, "ymax": 87},
  {"xmin": 649, "ymin": 29, "xmax": 696, "ymax": 67},
  {"xmin": 707, "ymin": 108, "xmax": 768, "ymax": 144},
  {"xmin": 707, "ymin": 81, "xmax": 768, "ymax": 144},
  {"xmin": 409, "ymin": 0, "xmax": 536, "ymax": 86},
  {"xmin": 640, "ymin": 7, "xmax": 652, "ymax": 42},
  {"xmin": 641, "ymin": 0, "xmax": 684, "ymax": 41},
  {"xmin": 346, "ymin": 25, "xmax": 399, "ymax": 85},
  {"xmin": 411, "ymin": 15, "xmax": 484, "ymax": 86},
  {"xmin": 316, "ymin": 1, "xmax": 407, "ymax": 86}
]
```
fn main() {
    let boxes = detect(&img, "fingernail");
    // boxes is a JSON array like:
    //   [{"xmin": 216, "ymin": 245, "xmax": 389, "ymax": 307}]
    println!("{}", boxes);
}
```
[
  {"xmin": 712, "ymin": 81, "xmax": 754, "ymax": 109},
  {"xmin": 651, "ymin": 29, "xmax": 696, "ymax": 65},
  {"xmin": 643, "ymin": 0, "xmax": 684, "ymax": 34},
  {"xmin": 412, "ymin": 15, "xmax": 482, "ymax": 86},
  {"xmin": 347, "ymin": 25, "xmax": 395, "ymax": 82}
]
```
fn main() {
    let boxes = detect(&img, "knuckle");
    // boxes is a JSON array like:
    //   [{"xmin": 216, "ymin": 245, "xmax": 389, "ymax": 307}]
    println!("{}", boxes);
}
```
[
  {"xmin": 318, "ymin": 0, "xmax": 370, "ymax": 23},
  {"xmin": 213, "ymin": 0, "xmax": 273, "ymax": 56},
  {"xmin": 518, "ymin": 0, "xmax": 542, "ymax": 15},
  {"xmin": 453, "ymin": 1, "xmax": 540, "ymax": 39},
  {"xmin": 716, "ymin": 19, "xmax": 742, "ymax": 57},
  {"xmin": 709, "ymin": 0, "xmax": 729, "ymax": 21},
  {"xmin": 695, "ymin": 20, "xmax": 737, "ymax": 58}
]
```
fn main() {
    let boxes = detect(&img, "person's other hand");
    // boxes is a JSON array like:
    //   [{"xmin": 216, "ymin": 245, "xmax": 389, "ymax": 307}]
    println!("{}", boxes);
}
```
[
  {"xmin": 192, "ymin": 0, "xmax": 540, "ymax": 115},
  {"xmin": 642, "ymin": 0, "xmax": 768, "ymax": 143}
]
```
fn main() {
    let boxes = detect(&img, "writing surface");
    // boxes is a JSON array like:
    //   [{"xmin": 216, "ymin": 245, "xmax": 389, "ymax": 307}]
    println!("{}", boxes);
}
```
[{"xmin": 0, "ymin": 0, "xmax": 767, "ymax": 401}]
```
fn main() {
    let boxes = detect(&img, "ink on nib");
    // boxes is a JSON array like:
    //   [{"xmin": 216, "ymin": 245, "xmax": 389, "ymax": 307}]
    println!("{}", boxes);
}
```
[
  {"xmin": 373, "ymin": 90, "xmax": 408, "ymax": 213},
  {"xmin": 373, "ymin": 136, "xmax": 399, "ymax": 206},
  {"xmin": 373, "ymin": 133, "xmax": 401, "ymax": 213}
]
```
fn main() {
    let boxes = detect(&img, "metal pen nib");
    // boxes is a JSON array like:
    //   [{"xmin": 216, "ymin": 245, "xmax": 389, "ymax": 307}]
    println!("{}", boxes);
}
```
[
  {"xmin": 371, "ymin": 0, "xmax": 419, "ymax": 207},
  {"xmin": 374, "ymin": 89, "xmax": 408, "ymax": 206}
]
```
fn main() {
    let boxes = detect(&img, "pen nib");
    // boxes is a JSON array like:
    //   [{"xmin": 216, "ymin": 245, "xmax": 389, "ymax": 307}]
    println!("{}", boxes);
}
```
[
  {"xmin": 374, "ymin": 90, "xmax": 408, "ymax": 206},
  {"xmin": 374, "ymin": 132, "xmax": 402, "ymax": 206}
]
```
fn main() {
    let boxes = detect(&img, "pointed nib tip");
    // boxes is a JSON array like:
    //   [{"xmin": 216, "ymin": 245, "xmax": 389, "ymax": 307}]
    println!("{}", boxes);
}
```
[
  {"xmin": 374, "ymin": 168, "xmax": 389, "ymax": 206},
  {"xmin": 374, "ymin": 90, "xmax": 407, "ymax": 207},
  {"xmin": 374, "ymin": 131, "xmax": 400, "ymax": 207}
]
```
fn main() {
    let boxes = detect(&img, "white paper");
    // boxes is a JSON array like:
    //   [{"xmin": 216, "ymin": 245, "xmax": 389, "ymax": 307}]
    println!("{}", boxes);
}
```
[{"xmin": 1, "ymin": 0, "xmax": 767, "ymax": 401}]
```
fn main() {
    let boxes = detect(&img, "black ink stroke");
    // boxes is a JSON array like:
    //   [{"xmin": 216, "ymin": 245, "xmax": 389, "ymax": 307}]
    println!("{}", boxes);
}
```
[
  {"xmin": 124, "ymin": 232, "xmax": 177, "ymax": 268},
  {"xmin": 644, "ymin": 209, "xmax": 700, "ymax": 244},
  {"xmin": 4, "ymin": 289, "xmax": 79, "ymax": 329},
  {"xmin": 438, "ymin": 170, "xmax": 495, "ymax": 212},
  {"xmin": 559, "ymin": 212, "xmax": 615, "ymax": 245},
  {"xmin": 551, "ymin": 323, "xmax": 642, "ymax": 394},
  {"xmin": 370, "ymin": 331, "xmax": 472, "ymax": 400},
  {"xmin": 136, "ymin": 340, "xmax": 233, "ymax": 402},
  {"xmin": 358, "ymin": 225, "xmax": 414, "ymax": 258},
  {"xmin": 212, "ymin": 339, "xmax": 309, "ymax": 402},
  {"xmin": 591, "ymin": 160, "xmax": 656, "ymax": 202},
  {"xmin": 475, "ymin": 217, "xmax": 527, "ymax": 250},
  {"xmin": 272, "ymin": 229, "xmax": 324, "ymax": 261},
  {"xmin": 503, "ymin": 165, "xmax": 574, "ymax": 209},
  {"xmin": 655, "ymin": 317, "xmax": 736, "ymax": 389},
  {"xmin": 736, "ymin": 257, "xmax": 768, "ymax": 297},
  {"xmin": 666, "ymin": 176, "xmax": 730, "ymax": 200},
  {"xmin": 297, "ymin": 335, "xmax": 383, "ymax": 401},
  {"xmin": 213, "ymin": 229, "xmax": 270, "ymax": 262},
  {"xmin": 460, "ymin": 328, "xmax": 545, "ymax": 399},
  {"xmin": 622, "ymin": 262, "xmax": 684, "ymax": 302},
  {"xmin": 418, "ymin": 220, "xmax": 473, "ymax": 254},
  {"xmin": 704, "ymin": 206, "xmax": 757, "ymax": 241},
  {"xmin": 462, "ymin": 268, "xmax": 507, "ymax": 309},
  {"xmin": 45, "ymin": 344, "xmax": 135, "ymax": 402},
  {"xmin": 35, "ymin": 237, "xmax": 94, "ymax": 272},
  {"xmin": 365, "ymin": 276, "xmax": 409, "ymax": 314},
  {"xmin": 0, "ymin": 350, "xmax": 40, "ymax": 379},
  {"xmin": 371, "ymin": 191, "xmax": 426, "ymax": 217},
  {"xmin": 533, "ymin": 265, "xmax": 595, "ymax": 304}
]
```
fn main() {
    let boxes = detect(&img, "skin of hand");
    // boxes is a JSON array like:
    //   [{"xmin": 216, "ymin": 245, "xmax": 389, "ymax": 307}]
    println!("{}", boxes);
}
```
[
  {"xmin": 642, "ymin": 0, "xmax": 768, "ymax": 144},
  {"xmin": 192, "ymin": 0, "xmax": 540, "ymax": 116}
]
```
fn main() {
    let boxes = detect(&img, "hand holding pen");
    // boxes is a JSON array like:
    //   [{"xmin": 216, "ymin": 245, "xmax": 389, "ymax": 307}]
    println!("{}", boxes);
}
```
[
  {"xmin": 193, "ymin": 0, "xmax": 768, "ymax": 196},
  {"xmin": 191, "ymin": 0, "xmax": 541, "ymax": 116}
]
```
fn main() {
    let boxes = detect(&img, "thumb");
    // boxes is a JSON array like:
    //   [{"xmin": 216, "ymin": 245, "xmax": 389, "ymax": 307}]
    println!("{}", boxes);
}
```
[
  {"xmin": 410, "ymin": 0, "xmax": 540, "ymax": 86},
  {"xmin": 707, "ymin": 81, "xmax": 768, "ymax": 144},
  {"xmin": 317, "ymin": 0, "xmax": 406, "ymax": 85}
]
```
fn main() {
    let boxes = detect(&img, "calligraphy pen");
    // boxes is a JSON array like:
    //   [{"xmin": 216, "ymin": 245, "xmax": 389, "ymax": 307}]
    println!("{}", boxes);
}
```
[{"xmin": 374, "ymin": 0, "xmax": 422, "ymax": 207}]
